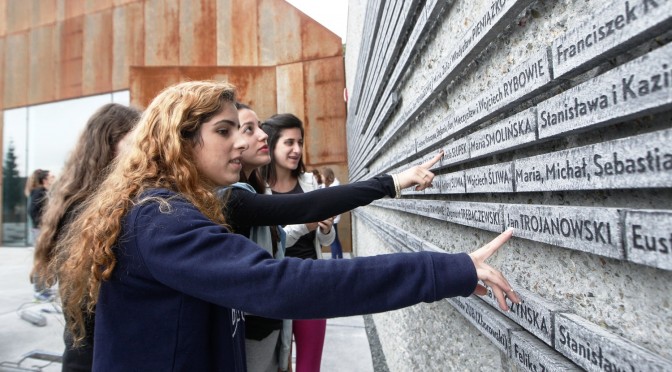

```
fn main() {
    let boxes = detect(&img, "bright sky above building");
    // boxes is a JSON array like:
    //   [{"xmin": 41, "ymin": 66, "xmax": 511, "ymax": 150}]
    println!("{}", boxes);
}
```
[{"xmin": 286, "ymin": 0, "xmax": 348, "ymax": 42}]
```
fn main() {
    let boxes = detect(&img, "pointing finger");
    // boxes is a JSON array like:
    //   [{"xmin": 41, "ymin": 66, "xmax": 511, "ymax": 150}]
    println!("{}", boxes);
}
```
[
  {"xmin": 420, "ymin": 150, "xmax": 444, "ymax": 170},
  {"xmin": 474, "ymin": 228, "xmax": 514, "ymax": 261}
]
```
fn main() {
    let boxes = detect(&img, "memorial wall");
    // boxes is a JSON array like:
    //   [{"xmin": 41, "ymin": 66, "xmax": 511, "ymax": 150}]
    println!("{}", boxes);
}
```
[{"xmin": 344, "ymin": 0, "xmax": 671, "ymax": 370}]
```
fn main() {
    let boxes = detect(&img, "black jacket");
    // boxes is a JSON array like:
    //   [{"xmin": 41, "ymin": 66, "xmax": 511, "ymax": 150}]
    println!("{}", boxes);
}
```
[{"xmin": 29, "ymin": 187, "xmax": 47, "ymax": 228}]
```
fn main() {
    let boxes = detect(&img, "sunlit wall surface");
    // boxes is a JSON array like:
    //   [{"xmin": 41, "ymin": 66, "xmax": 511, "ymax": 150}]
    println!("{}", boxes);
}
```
[{"xmin": 2, "ymin": 91, "xmax": 130, "ymax": 246}]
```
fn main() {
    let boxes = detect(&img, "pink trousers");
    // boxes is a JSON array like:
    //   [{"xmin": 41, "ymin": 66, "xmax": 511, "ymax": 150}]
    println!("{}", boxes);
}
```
[{"xmin": 293, "ymin": 318, "xmax": 327, "ymax": 372}]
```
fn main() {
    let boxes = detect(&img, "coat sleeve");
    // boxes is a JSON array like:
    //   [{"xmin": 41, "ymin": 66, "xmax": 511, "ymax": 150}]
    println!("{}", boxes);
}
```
[
  {"xmin": 130, "ymin": 197, "xmax": 478, "ymax": 320},
  {"xmin": 226, "ymin": 176, "xmax": 395, "ymax": 227},
  {"xmin": 283, "ymin": 223, "xmax": 309, "ymax": 247}
]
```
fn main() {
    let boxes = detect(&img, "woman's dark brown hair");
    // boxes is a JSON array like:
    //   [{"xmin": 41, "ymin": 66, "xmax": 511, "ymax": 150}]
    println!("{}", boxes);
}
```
[{"xmin": 32, "ymin": 103, "xmax": 141, "ymax": 286}]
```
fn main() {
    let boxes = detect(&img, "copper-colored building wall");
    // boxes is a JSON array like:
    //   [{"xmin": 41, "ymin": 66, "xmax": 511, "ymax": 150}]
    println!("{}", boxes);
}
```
[
  {"xmin": 1, "ymin": 0, "xmax": 347, "ymax": 248},
  {"xmin": 275, "ymin": 62, "xmax": 305, "ymax": 117},
  {"xmin": 3, "ymin": 32, "xmax": 28, "ymax": 109},
  {"xmin": 216, "ymin": 0, "xmax": 259, "ymax": 66},
  {"xmin": 1, "ymin": 0, "xmax": 343, "ymax": 109},
  {"xmin": 144, "ymin": 0, "xmax": 180, "ymax": 66},
  {"xmin": 112, "ymin": 1, "xmax": 145, "ymax": 91},
  {"xmin": 300, "ymin": 13, "xmax": 342, "ymax": 61},
  {"xmin": 128, "ymin": 66, "xmax": 278, "ymax": 114},
  {"xmin": 179, "ymin": 0, "xmax": 217, "ymax": 66},
  {"xmin": 31, "ymin": 0, "xmax": 58, "ymax": 28},
  {"xmin": 28, "ymin": 24, "xmax": 61, "ymax": 104},
  {"xmin": 4, "ymin": 0, "xmax": 31, "ymax": 35},
  {"xmin": 63, "ymin": 0, "xmax": 87, "ymax": 20},
  {"xmin": 258, "ymin": 0, "xmax": 303, "ymax": 66},
  {"xmin": 83, "ymin": 8, "xmax": 113, "ymax": 95},
  {"xmin": 85, "ymin": 0, "xmax": 115, "ymax": 14},
  {"xmin": 0, "ymin": 0, "xmax": 6, "ymax": 36},
  {"xmin": 302, "ymin": 56, "xmax": 346, "ymax": 166},
  {"xmin": 59, "ymin": 15, "xmax": 84, "ymax": 99}
]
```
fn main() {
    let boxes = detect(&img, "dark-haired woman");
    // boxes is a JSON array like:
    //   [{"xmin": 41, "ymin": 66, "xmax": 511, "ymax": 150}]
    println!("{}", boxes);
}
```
[{"xmin": 32, "ymin": 103, "xmax": 141, "ymax": 372}]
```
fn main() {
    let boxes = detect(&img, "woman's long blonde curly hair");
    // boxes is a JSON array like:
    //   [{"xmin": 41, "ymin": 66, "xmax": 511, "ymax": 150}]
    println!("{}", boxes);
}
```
[{"xmin": 51, "ymin": 80, "xmax": 237, "ymax": 344}]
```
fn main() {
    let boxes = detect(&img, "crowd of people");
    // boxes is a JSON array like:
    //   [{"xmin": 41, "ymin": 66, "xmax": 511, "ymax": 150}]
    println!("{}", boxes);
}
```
[{"xmin": 29, "ymin": 80, "xmax": 519, "ymax": 372}]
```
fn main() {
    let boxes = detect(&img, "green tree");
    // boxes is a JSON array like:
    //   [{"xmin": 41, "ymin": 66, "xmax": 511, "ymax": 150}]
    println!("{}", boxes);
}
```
[{"xmin": 3, "ymin": 140, "xmax": 25, "ymax": 222}]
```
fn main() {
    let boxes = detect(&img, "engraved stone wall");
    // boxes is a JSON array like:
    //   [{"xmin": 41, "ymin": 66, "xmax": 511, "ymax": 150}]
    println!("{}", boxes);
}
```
[{"xmin": 345, "ymin": 0, "xmax": 672, "ymax": 370}]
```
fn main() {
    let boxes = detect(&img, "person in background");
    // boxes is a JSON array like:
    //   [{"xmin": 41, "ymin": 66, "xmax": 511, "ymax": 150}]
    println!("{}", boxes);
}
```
[
  {"xmin": 311, "ymin": 169, "xmax": 323, "ymax": 188},
  {"xmin": 32, "ymin": 103, "xmax": 141, "ymax": 372},
  {"xmin": 27, "ymin": 168, "xmax": 55, "ymax": 301},
  {"xmin": 27, "ymin": 169, "xmax": 53, "ymax": 240},
  {"xmin": 322, "ymin": 167, "xmax": 343, "ymax": 259},
  {"xmin": 262, "ymin": 114, "xmax": 336, "ymax": 371},
  {"xmin": 51, "ymin": 80, "xmax": 519, "ymax": 371},
  {"xmin": 224, "ymin": 102, "xmax": 293, "ymax": 372}
]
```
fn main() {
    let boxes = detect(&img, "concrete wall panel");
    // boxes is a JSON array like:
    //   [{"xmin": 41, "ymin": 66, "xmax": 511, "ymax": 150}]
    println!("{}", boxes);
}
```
[
  {"xmin": 3, "ymin": 32, "xmax": 28, "ymax": 108},
  {"xmin": 144, "ymin": 0, "xmax": 179, "ymax": 66},
  {"xmin": 303, "ymin": 56, "xmax": 346, "ymax": 165},
  {"xmin": 179, "ymin": 0, "xmax": 216, "ymax": 66},
  {"xmin": 82, "ymin": 8, "xmax": 113, "ymax": 95},
  {"xmin": 59, "ymin": 15, "xmax": 83, "ymax": 100},
  {"xmin": 112, "ymin": 2, "xmax": 145, "ymax": 91},
  {"xmin": 347, "ymin": 0, "xmax": 672, "ymax": 369}
]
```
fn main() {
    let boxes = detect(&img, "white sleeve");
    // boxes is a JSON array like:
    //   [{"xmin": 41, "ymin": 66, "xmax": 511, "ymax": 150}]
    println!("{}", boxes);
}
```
[
  {"xmin": 283, "ymin": 223, "xmax": 310, "ymax": 247},
  {"xmin": 317, "ymin": 225, "xmax": 335, "ymax": 246}
]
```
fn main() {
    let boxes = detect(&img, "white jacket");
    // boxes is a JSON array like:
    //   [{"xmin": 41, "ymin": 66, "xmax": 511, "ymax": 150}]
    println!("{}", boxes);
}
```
[{"xmin": 265, "ymin": 173, "xmax": 335, "ymax": 259}]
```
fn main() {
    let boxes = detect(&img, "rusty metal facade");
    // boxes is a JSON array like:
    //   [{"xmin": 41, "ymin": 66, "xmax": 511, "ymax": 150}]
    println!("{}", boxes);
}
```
[{"xmin": 0, "ymin": 0, "xmax": 350, "ymax": 249}]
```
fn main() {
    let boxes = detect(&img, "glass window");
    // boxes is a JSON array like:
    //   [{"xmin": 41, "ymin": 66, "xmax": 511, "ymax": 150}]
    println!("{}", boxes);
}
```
[{"xmin": 2, "ymin": 91, "xmax": 130, "ymax": 246}]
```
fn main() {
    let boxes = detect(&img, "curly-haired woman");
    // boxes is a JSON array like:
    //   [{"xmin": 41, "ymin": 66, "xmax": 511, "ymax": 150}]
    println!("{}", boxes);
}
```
[
  {"xmin": 53, "ymin": 80, "xmax": 519, "ymax": 371},
  {"xmin": 32, "ymin": 103, "xmax": 141, "ymax": 372}
]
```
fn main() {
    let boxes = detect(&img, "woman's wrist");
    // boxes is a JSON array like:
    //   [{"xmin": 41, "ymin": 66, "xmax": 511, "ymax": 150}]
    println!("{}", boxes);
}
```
[{"xmin": 391, "ymin": 174, "xmax": 401, "ymax": 198}]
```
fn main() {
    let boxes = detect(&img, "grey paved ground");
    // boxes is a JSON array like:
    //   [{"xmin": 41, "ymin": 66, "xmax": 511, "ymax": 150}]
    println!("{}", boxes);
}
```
[{"xmin": 0, "ymin": 247, "xmax": 373, "ymax": 372}]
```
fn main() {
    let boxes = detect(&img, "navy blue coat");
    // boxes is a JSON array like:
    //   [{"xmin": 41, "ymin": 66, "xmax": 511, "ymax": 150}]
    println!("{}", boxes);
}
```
[{"xmin": 93, "ymin": 188, "xmax": 477, "ymax": 371}]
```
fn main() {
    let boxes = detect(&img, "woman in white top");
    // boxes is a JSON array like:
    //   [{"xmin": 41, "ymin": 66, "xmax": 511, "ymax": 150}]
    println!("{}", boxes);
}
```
[{"xmin": 261, "ymin": 113, "xmax": 334, "ymax": 372}]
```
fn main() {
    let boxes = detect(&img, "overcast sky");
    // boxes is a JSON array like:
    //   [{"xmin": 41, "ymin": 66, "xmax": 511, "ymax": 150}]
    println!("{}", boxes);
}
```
[{"xmin": 286, "ymin": 0, "xmax": 348, "ymax": 42}]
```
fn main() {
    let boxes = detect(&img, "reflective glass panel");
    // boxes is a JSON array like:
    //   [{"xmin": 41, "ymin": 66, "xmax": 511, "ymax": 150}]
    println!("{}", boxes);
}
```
[{"xmin": 2, "ymin": 91, "xmax": 130, "ymax": 246}]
